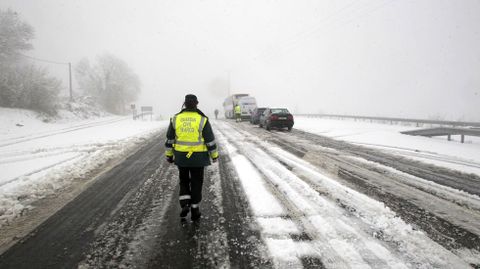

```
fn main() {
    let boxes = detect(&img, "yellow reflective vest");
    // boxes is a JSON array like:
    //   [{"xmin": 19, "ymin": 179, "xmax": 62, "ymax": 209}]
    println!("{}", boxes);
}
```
[
  {"xmin": 172, "ymin": 112, "xmax": 208, "ymax": 153},
  {"xmin": 234, "ymin": 105, "xmax": 241, "ymax": 114}
]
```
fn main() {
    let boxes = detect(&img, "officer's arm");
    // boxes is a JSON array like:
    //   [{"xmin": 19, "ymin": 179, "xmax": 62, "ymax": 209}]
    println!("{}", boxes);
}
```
[
  {"xmin": 165, "ymin": 118, "xmax": 175, "ymax": 158},
  {"xmin": 203, "ymin": 120, "xmax": 219, "ymax": 159}
]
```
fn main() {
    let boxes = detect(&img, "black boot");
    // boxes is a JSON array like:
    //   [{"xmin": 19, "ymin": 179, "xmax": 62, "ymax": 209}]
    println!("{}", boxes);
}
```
[
  {"xmin": 180, "ymin": 205, "xmax": 190, "ymax": 218},
  {"xmin": 191, "ymin": 207, "xmax": 201, "ymax": 221}
]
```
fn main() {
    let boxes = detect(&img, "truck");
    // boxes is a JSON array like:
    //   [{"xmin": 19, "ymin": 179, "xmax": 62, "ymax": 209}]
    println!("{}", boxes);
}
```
[{"xmin": 223, "ymin": 94, "xmax": 257, "ymax": 119}]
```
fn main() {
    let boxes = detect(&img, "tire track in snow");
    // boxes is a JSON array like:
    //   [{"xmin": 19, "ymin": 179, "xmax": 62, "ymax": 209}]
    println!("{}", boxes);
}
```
[
  {"xmin": 217, "ymin": 122, "xmax": 404, "ymax": 269},
  {"xmin": 216, "ymin": 129, "xmax": 335, "ymax": 268},
  {"xmin": 217, "ymin": 121, "xmax": 471, "ymax": 268},
  {"xmin": 219, "ymin": 123, "xmax": 404, "ymax": 268},
  {"xmin": 0, "ymin": 142, "xmax": 117, "ymax": 161},
  {"xmin": 215, "ymin": 134, "xmax": 274, "ymax": 268},
  {"xmin": 351, "ymin": 142, "xmax": 480, "ymax": 169},
  {"xmin": 234, "ymin": 122, "xmax": 480, "ymax": 266},
  {"xmin": 289, "ymin": 130, "xmax": 480, "ymax": 196},
  {"xmin": 0, "ymin": 144, "xmax": 110, "ymax": 165},
  {"xmin": 0, "ymin": 153, "xmax": 85, "ymax": 187},
  {"xmin": 78, "ymin": 162, "xmax": 178, "ymax": 268},
  {"xmin": 242, "ymin": 121, "xmax": 480, "ymax": 258},
  {"xmin": 0, "ymin": 117, "xmax": 127, "ymax": 148}
]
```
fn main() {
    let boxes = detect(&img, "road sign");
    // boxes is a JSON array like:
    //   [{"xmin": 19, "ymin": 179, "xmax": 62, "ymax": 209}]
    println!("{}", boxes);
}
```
[
  {"xmin": 139, "ymin": 106, "xmax": 153, "ymax": 121},
  {"xmin": 141, "ymin": 106, "xmax": 153, "ymax": 112}
]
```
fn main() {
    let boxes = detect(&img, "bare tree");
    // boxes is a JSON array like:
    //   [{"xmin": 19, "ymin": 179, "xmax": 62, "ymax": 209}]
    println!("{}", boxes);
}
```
[{"xmin": 75, "ymin": 54, "xmax": 141, "ymax": 114}]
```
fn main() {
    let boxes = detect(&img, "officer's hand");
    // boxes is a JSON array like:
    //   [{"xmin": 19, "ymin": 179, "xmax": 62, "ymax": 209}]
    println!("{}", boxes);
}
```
[
  {"xmin": 212, "ymin": 157, "xmax": 218, "ymax": 163},
  {"xmin": 166, "ymin": 156, "xmax": 174, "ymax": 163}
]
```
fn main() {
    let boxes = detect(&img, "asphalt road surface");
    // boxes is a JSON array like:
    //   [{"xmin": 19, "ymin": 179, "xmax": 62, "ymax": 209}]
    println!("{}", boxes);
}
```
[
  {"xmin": 0, "ymin": 121, "xmax": 479, "ymax": 268},
  {"xmin": 0, "ymin": 129, "xmax": 271, "ymax": 269}
]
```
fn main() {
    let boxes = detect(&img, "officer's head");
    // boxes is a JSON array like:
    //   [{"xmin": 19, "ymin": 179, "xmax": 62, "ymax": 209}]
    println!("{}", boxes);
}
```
[{"xmin": 184, "ymin": 94, "xmax": 198, "ymax": 109}]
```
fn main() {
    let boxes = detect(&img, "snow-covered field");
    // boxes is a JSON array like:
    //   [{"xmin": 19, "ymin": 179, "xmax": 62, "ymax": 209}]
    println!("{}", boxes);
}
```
[
  {"xmin": 0, "ymin": 108, "xmax": 167, "ymax": 227},
  {"xmin": 294, "ymin": 117, "xmax": 480, "ymax": 175}
]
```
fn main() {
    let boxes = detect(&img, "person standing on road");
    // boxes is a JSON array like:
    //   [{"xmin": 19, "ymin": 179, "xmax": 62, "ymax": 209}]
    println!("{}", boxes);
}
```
[
  {"xmin": 214, "ymin": 109, "xmax": 219, "ymax": 120},
  {"xmin": 165, "ymin": 94, "xmax": 219, "ymax": 221},
  {"xmin": 234, "ymin": 104, "xmax": 241, "ymax": 122}
]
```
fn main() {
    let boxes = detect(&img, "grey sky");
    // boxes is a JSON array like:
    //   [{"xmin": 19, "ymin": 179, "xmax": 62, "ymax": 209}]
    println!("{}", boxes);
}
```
[{"xmin": 2, "ymin": 0, "xmax": 480, "ymax": 120}]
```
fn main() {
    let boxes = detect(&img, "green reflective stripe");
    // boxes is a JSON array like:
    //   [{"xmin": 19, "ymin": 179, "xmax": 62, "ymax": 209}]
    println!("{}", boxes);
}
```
[{"xmin": 175, "ymin": 141, "xmax": 204, "ymax": 146}]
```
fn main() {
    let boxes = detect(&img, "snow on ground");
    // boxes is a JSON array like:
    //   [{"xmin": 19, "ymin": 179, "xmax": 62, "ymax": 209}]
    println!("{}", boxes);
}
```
[
  {"xmin": 215, "ymin": 121, "xmax": 471, "ymax": 268},
  {"xmin": 294, "ymin": 117, "xmax": 480, "ymax": 175},
  {"xmin": 0, "ymin": 107, "xmax": 168, "ymax": 227}
]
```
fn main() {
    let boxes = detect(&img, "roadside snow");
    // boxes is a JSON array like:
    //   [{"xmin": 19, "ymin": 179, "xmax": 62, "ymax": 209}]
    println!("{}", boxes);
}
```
[
  {"xmin": 294, "ymin": 117, "xmax": 480, "ymax": 175},
  {"xmin": 0, "ymin": 108, "xmax": 167, "ymax": 227}
]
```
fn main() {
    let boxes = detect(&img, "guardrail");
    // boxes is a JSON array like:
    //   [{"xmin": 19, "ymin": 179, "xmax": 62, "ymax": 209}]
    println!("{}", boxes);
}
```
[
  {"xmin": 133, "ymin": 112, "xmax": 153, "ymax": 120},
  {"xmin": 294, "ymin": 114, "xmax": 480, "ymax": 128},
  {"xmin": 401, "ymin": 127, "xmax": 480, "ymax": 143}
]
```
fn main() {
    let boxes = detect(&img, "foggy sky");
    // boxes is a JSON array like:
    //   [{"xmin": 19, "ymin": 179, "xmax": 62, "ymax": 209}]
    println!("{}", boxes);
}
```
[{"xmin": 2, "ymin": 0, "xmax": 480, "ymax": 120}]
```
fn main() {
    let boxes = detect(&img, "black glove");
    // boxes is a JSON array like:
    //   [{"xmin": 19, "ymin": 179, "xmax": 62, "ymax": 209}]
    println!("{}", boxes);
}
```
[{"xmin": 166, "ymin": 156, "xmax": 174, "ymax": 163}]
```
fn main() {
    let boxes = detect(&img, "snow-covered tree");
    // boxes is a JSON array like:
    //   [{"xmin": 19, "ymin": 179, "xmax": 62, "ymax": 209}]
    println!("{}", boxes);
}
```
[
  {"xmin": 75, "ymin": 54, "xmax": 141, "ymax": 114},
  {"xmin": 0, "ymin": 9, "xmax": 34, "ymax": 65},
  {"xmin": 0, "ymin": 8, "xmax": 34, "ymax": 105},
  {"xmin": 18, "ymin": 65, "xmax": 61, "ymax": 114},
  {"xmin": 0, "ymin": 9, "xmax": 60, "ymax": 115},
  {"xmin": 0, "ymin": 64, "xmax": 61, "ymax": 114}
]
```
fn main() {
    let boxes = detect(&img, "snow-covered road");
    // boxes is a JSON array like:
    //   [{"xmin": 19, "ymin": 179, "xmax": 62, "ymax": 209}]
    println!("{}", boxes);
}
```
[
  {"xmin": 1, "ymin": 117, "xmax": 479, "ymax": 268},
  {"xmin": 294, "ymin": 117, "xmax": 480, "ymax": 176},
  {"xmin": 215, "ymin": 120, "xmax": 479, "ymax": 268}
]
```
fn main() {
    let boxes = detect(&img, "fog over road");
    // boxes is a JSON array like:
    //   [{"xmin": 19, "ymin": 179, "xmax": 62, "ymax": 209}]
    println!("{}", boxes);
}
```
[{"xmin": 0, "ymin": 121, "xmax": 479, "ymax": 268}]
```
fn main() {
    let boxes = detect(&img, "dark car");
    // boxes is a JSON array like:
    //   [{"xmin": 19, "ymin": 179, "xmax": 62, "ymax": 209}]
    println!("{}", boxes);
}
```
[
  {"xmin": 250, "ymin": 107, "xmax": 267, "ymax": 124},
  {"xmin": 259, "ymin": 108, "xmax": 294, "ymax": 131}
]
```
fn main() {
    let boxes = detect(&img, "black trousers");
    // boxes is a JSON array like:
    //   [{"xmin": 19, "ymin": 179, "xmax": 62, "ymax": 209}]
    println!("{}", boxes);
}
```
[{"xmin": 178, "ymin": 166, "xmax": 204, "ymax": 207}]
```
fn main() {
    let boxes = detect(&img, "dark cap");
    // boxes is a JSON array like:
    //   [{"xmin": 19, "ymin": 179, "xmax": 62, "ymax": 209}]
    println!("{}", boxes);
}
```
[
  {"xmin": 185, "ymin": 94, "xmax": 198, "ymax": 103},
  {"xmin": 184, "ymin": 94, "xmax": 198, "ymax": 109}
]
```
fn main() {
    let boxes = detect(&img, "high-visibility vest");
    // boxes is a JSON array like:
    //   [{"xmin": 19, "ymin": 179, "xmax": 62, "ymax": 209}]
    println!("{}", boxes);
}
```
[
  {"xmin": 234, "ymin": 105, "xmax": 241, "ymax": 114},
  {"xmin": 172, "ymin": 112, "xmax": 208, "ymax": 153}
]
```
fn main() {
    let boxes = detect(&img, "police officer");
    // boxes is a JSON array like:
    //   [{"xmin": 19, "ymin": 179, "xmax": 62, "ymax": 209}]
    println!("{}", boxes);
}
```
[
  {"xmin": 165, "ymin": 94, "xmax": 218, "ymax": 221},
  {"xmin": 234, "ymin": 104, "xmax": 241, "ymax": 122}
]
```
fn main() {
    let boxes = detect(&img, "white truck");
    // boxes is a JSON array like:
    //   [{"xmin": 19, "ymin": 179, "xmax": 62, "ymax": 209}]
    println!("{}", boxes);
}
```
[{"xmin": 223, "ymin": 94, "xmax": 257, "ymax": 119}]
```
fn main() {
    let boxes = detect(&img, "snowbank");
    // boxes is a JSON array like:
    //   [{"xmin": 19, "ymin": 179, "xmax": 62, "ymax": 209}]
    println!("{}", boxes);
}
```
[{"xmin": 0, "ymin": 107, "xmax": 168, "ymax": 227}]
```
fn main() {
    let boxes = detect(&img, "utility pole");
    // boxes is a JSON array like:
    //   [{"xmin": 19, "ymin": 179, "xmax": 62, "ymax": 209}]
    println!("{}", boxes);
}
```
[
  {"xmin": 18, "ymin": 53, "xmax": 74, "ymax": 102},
  {"xmin": 227, "ymin": 69, "xmax": 231, "ymax": 96},
  {"xmin": 68, "ymin": 62, "xmax": 73, "ymax": 101}
]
